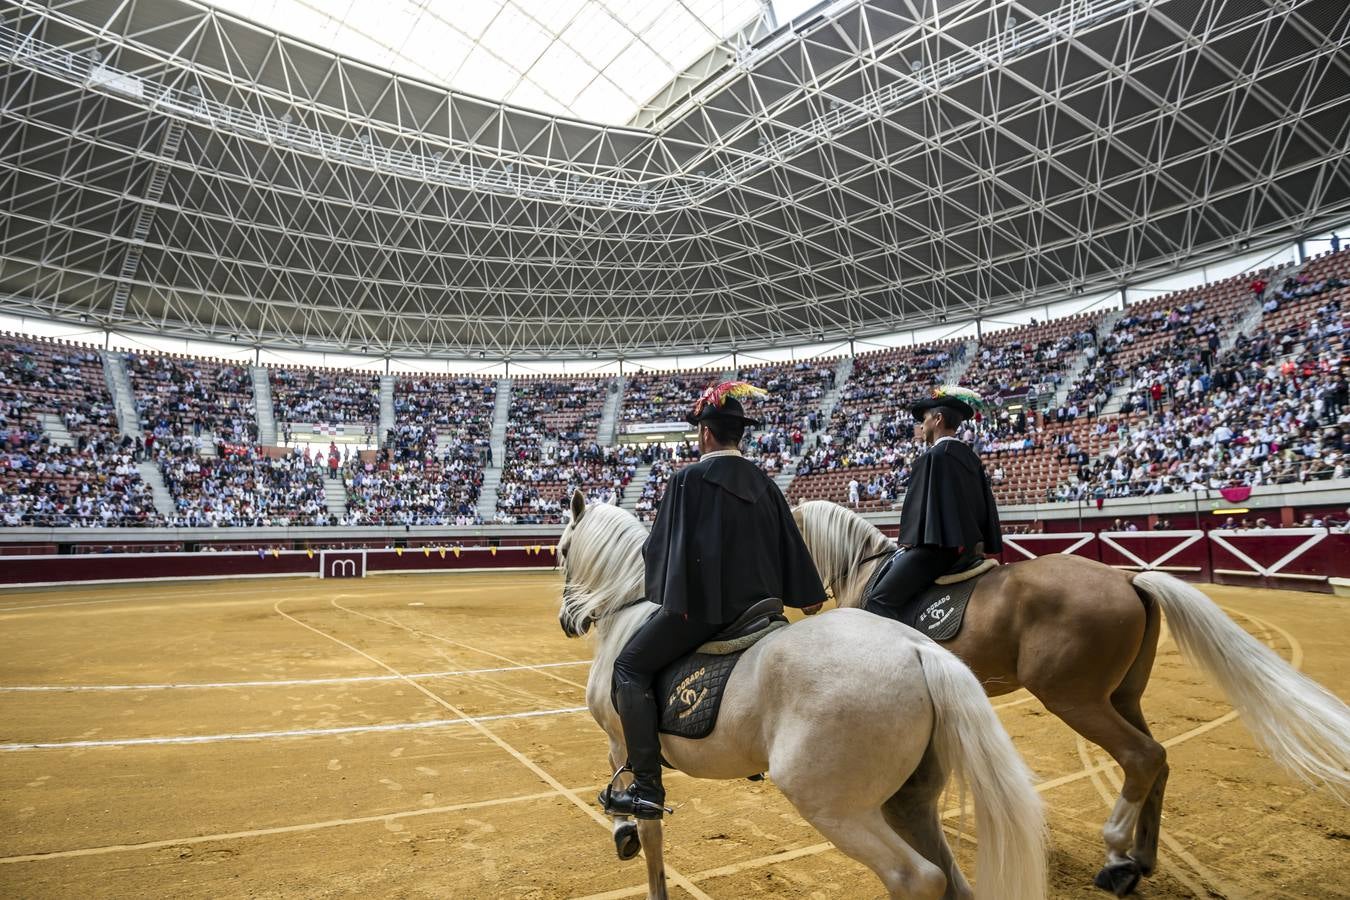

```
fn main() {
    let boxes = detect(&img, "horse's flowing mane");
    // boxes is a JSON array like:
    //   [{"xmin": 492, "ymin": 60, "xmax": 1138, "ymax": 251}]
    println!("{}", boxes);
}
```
[
  {"xmin": 560, "ymin": 501, "xmax": 649, "ymax": 634},
  {"xmin": 793, "ymin": 500, "xmax": 894, "ymax": 608}
]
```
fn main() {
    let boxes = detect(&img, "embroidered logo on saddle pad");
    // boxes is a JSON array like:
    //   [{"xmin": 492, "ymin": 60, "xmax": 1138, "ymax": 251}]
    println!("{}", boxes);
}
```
[
  {"xmin": 654, "ymin": 618, "xmax": 788, "ymax": 740},
  {"xmin": 656, "ymin": 652, "xmax": 740, "ymax": 739}
]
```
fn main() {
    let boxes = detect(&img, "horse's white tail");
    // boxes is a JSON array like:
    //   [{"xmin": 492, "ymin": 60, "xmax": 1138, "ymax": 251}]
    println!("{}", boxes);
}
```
[
  {"xmin": 1134, "ymin": 571, "xmax": 1350, "ymax": 801},
  {"xmin": 917, "ymin": 640, "xmax": 1047, "ymax": 900}
]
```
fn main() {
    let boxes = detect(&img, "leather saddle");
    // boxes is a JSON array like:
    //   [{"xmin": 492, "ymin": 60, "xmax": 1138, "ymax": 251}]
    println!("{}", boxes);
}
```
[
  {"xmin": 864, "ymin": 545, "xmax": 1000, "ymax": 641},
  {"xmin": 695, "ymin": 597, "xmax": 789, "ymax": 655}
]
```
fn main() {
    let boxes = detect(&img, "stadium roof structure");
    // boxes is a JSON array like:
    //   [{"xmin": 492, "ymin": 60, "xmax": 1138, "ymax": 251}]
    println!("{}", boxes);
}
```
[{"xmin": 1, "ymin": 0, "xmax": 1349, "ymax": 360}]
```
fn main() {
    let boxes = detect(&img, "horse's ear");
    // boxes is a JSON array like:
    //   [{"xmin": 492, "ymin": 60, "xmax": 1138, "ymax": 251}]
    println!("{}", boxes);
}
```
[{"xmin": 570, "ymin": 489, "xmax": 586, "ymax": 523}]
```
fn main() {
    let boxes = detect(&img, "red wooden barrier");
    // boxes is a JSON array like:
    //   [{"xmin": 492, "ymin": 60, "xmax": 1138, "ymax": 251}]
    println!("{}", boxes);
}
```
[
  {"xmin": 1098, "ymin": 531, "xmax": 1211, "ymax": 582},
  {"xmin": 1207, "ymin": 528, "xmax": 1339, "ymax": 591}
]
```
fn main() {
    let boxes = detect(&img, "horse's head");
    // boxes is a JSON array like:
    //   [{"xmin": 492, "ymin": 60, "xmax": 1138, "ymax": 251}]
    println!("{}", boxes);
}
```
[
  {"xmin": 792, "ymin": 499, "xmax": 892, "ymax": 608},
  {"xmin": 557, "ymin": 489, "xmax": 647, "ymax": 638}
]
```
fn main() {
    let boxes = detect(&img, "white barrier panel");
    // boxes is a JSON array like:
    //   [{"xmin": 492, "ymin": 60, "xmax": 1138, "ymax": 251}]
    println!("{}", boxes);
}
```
[{"xmin": 1001, "ymin": 532, "xmax": 1095, "ymax": 560}]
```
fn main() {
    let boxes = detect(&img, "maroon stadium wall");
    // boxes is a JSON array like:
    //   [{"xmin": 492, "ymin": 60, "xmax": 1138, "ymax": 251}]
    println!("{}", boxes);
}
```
[
  {"xmin": 2, "ymin": 531, "xmax": 1346, "ymax": 593},
  {"xmin": 0, "ymin": 545, "xmax": 558, "ymax": 588}
]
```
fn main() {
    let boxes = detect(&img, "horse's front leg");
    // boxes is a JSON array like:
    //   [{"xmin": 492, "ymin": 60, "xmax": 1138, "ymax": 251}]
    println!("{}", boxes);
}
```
[{"xmin": 607, "ymin": 739, "xmax": 641, "ymax": 861}]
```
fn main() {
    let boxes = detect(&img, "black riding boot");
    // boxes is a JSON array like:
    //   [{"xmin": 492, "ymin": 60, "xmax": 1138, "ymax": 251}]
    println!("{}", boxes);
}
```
[
  {"xmin": 599, "ymin": 676, "xmax": 668, "ymax": 820},
  {"xmin": 863, "ymin": 545, "xmax": 961, "ymax": 621}
]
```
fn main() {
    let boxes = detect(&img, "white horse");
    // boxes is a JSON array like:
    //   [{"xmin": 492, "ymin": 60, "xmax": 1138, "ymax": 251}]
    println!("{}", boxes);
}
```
[{"xmin": 557, "ymin": 491, "xmax": 1047, "ymax": 900}]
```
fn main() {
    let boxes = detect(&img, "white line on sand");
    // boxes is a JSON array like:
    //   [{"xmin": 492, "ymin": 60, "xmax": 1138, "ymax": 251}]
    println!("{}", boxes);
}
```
[
  {"xmin": 0, "ymin": 660, "xmax": 589, "ymax": 693},
  {"xmin": 0, "ymin": 705, "xmax": 589, "ymax": 751}
]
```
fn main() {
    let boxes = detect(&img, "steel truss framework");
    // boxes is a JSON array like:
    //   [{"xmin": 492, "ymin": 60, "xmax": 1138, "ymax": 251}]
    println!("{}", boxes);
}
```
[{"xmin": 1, "ymin": 0, "xmax": 1348, "ymax": 359}]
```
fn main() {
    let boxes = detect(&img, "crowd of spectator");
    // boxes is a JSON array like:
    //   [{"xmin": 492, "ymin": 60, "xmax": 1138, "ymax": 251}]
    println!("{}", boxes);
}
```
[
  {"xmin": 127, "ymin": 352, "xmax": 257, "ymax": 445},
  {"xmin": 633, "ymin": 443, "xmax": 701, "ymax": 521},
  {"xmin": 394, "ymin": 376, "xmax": 495, "ymax": 458},
  {"xmin": 962, "ymin": 315, "xmax": 1100, "ymax": 401},
  {"xmin": 4, "ymin": 253, "xmax": 1349, "ymax": 530},
  {"xmin": 1080, "ymin": 299, "xmax": 1224, "ymax": 417},
  {"xmin": 621, "ymin": 371, "xmax": 720, "ymax": 425},
  {"xmin": 1, "ymin": 335, "xmax": 160, "ymax": 525},
  {"xmin": 1047, "ymin": 320, "xmax": 1347, "ymax": 502},
  {"xmin": 343, "ymin": 450, "xmax": 483, "ymax": 526},
  {"xmin": 270, "ymin": 367, "xmax": 380, "ymax": 426},
  {"xmin": 1, "ymin": 430, "xmax": 159, "ymax": 526},
  {"xmin": 496, "ymin": 443, "xmax": 639, "ymax": 524},
  {"xmin": 495, "ymin": 378, "xmax": 610, "ymax": 523},
  {"xmin": 157, "ymin": 440, "xmax": 331, "ymax": 527}
]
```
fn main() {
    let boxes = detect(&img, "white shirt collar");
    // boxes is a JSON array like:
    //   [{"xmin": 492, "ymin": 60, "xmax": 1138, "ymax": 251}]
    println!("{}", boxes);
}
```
[
  {"xmin": 700, "ymin": 449, "xmax": 743, "ymax": 460},
  {"xmin": 932, "ymin": 435, "xmax": 960, "ymax": 447}
]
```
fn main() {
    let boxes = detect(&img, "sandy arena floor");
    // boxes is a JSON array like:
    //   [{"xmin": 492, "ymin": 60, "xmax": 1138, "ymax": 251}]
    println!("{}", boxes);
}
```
[{"xmin": 0, "ymin": 571, "xmax": 1346, "ymax": 899}]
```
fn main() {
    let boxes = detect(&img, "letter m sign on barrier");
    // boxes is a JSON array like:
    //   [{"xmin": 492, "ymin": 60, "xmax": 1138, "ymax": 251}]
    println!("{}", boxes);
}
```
[{"xmin": 320, "ymin": 551, "xmax": 366, "ymax": 579}]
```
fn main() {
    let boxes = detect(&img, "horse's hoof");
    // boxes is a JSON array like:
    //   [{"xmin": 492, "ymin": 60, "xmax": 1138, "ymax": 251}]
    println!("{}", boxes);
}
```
[
  {"xmin": 614, "ymin": 822, "xmax": 641, "ymax": 861},
  {"xmin": 746, "ymin": 773, "xmax": 765, "ymax": 782},
  {"xmin": 1093, "ymin": 860, "xmax": 1142, "ymax": 897}
]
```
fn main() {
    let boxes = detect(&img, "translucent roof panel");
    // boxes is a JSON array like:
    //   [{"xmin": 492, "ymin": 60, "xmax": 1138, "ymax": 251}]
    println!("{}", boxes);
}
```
[{"xmin": 205, "ymin": 0, "xmax": 768, "ymax": 124}]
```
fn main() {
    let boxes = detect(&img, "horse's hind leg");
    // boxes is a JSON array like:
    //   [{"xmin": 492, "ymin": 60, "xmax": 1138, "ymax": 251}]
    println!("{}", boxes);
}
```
[
  {"xmin": 800, "ymin": 805, "xmax": 948, "ymax": 900},
  {"xmin": 1043, "ymin": 697, "xmax": 1166, "ymax": 897},
  {"xmin": 1110, "ymin": 591, "xmax": 1167, "ymax": 877},
  {"xmin": 882, "ymin": 744, "xmax": 973, "ymax": 900}
]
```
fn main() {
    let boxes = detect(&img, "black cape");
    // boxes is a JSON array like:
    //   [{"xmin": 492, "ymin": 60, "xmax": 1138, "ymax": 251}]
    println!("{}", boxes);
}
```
[
  {"xmin": 644, "ymin": 454, "xmax": 827, "ymax": 624},
  {"xmin": 898, "ymin": 438, "xmax": 1004, "ymax": 554}
]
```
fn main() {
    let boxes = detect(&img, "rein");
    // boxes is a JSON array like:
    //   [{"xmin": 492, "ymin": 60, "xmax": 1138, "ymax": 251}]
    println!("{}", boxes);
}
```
[
  {"xmin": 858, "ymin": 547, "xmax": 897, "ymax": 568},
  {"xmin": 829, "ymin": 544, "xmax": 897, "ymax": 596}
]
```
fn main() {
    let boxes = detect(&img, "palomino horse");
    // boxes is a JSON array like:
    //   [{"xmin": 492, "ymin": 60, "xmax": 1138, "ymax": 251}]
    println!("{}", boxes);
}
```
[
  {"xmin": 793, "ymin": 499, "xmax": 1350, "ymax": 896},
  {"xmin": 557, "ymin": 492, "xmax": 1045, "ymax": 900}
]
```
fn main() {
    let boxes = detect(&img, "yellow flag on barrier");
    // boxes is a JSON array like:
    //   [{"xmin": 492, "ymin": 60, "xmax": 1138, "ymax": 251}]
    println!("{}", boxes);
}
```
[
  {"xmin": 490, "ymin": 547, "xmax": 498, "ymax": 556},
  {"xmin": 306, "ymin": 549, "xmax": 313, "ymax": 559},
  {"xmin": 439, "ymin": 547, "xmax": 446, "ymax": 559},
  {"xmin": 549, "ymin": 546, "xmax": 557, "ymax": 555},
  {"xmin": 271, "ymin": 548, "xmax": 280, "ymax": 558},
  {"xmin": 453, "ymin": 547, "xmax": 461, "ymax": 558},
  {"xmin": 423, "ymin": 547, "xmax": 430, "ymax": 557},
  {"xmin": 396, "ymin": 547, "xmax": 403, "ymax": 556}
]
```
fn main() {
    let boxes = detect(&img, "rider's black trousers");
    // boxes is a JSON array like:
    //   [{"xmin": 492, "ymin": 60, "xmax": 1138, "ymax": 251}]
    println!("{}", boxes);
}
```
[
  {"xmin": 611, "ymin": 609, "xmax": 723, "ymax": 793},
  {"xmin": 862, "ymin": 545, "xmax": 962, "ymax": 621}
]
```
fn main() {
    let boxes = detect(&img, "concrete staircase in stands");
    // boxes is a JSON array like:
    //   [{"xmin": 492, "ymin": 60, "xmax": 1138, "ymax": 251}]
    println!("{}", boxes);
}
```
[
  {"xmin": 250, "ymin": 367, "xmax": 278, "ymax": 445},
  {"xmin": 597, "ymin": 377, "xmax": 625, "ymax": 447},
  {"xmin": 322, "ymin": 476, "xmax": 348, "ymax": 522},
  {"xmin": 379, "ymin": 375, "xmax": 395, "ymax": 442},
  {"xmin": 1220, "ymin": 301, "xmax": 1264, "ymax": 357},
  {"xmin": 38, "ymin": 412, "xmax": 74, "ymax": 448},
  {"xmin": 102, "ymin": 351, "xmax": 140, "ymax": 440},
  {"xmin": 476, "ymin": 378, "xmax": 513, "ymax": 521},
  {"xmin": 944, "ymin": 339, "xmax": 979, "ymax": 385},
  {"xmin": 1054, "ymin": 308, "xmax": 1124, "ymax": 408},
  {"xmin": 776, "ymin": 355, "xmax": 854, "ymax": 497},
  {"xmin": 136, "ymin": 461, "xmax": 175, "ymax": 520},
  {"xmin": 620, "ymin": 461, "xmax": 654, "ymax": 513}
]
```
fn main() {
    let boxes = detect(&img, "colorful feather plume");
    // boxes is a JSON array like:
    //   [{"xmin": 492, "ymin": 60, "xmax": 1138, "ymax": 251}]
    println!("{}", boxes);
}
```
[
  {"xmin": 693, "ymin": 380, "xmax": 768, "ymax": 416},
  {"xmin": 931, "ymin": 384, "xmax": 984, "ymax": 410}
]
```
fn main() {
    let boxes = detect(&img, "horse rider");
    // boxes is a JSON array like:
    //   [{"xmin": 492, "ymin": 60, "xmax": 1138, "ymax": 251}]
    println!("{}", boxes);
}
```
[
  {"xmin": 599, "ymin": 381, "xmax": 827, "ymax": 821},
  {"xmin": 863, "ymin": 386, "xmax": 1003, "ymax": 620}
]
